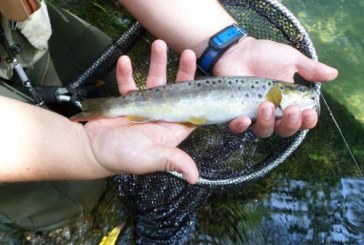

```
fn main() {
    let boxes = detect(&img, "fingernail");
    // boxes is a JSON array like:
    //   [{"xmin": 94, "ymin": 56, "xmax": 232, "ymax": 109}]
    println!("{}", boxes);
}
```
[
  {"xmin": 183, "ymin": 174, "xmax": 191, "ymax": 184},
  {"xmin": 325, "ymin": 66, "xmax": 337, "ymax": 73},
  {"xmin": 183, "ymin": 172, "xmax": 197, "ymax": 185},
  {"xmin": 323, "ymin": 66, "xmax": 338, "ymax": 79},
  {"xmin": 238, "ymin": 122, "xmax": 246, "ymax": 132},
  {"xmin": 303, "ymin": 111, "xmax": 316, "ymax": 124},
  {"xmin": 262, "ymin": 106, "xmax": 273, "ymax": 120},
  {"xmin": 288, "ymin": 111, "xmax": 300, "ymax": 123},
  {"xmin": 237, "ymin": 119, "xmax": 251, "ymax": 132}
]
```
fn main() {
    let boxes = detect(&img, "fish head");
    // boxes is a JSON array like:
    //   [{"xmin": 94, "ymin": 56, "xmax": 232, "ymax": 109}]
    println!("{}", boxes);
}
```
[{"xmin": 279, "ymin": 83, "xmax": 320, "ymax": 114}]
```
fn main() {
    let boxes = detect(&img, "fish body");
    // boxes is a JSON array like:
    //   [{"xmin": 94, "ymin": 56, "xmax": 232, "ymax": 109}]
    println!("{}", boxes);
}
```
[{"xmin": 70, "ymin": 76, "xmax": 319, "ymax": 125}]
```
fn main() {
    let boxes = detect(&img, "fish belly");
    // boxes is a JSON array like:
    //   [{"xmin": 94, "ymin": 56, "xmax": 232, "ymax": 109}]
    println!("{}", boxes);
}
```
[{"xmin": 120, "ymin": 95, "xmax": 260, "ymax": 125}]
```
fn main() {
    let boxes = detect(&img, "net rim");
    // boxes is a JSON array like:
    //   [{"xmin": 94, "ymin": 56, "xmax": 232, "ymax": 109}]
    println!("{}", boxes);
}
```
[{"xmin": 169, "ymin": 0, "xmax": 320, "ymax": 187}]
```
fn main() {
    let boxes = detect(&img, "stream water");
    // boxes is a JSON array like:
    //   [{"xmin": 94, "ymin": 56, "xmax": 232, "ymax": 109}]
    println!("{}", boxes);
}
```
[{"xmin": 283, "ymin": 0, "xmax": 364, "ymax": 124}]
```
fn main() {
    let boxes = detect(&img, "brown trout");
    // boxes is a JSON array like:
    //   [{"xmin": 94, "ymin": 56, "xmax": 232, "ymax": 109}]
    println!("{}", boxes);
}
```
[{"xmin": 70, "ymin": 76, "xmax": 319, "ymax": 125}]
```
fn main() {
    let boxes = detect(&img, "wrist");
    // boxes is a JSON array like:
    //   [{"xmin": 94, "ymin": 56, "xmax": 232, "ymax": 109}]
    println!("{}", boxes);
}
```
[
  {"xmin": 197, "ymin": 24, "xmax": 249, "ymax": 75},
  {"xmin": 212, "ymin": 36, "xmax": 256, "ymax": 75},
  {"xmin": 82, "ymin": 124, "xmax": 116, "ymax": 178}
]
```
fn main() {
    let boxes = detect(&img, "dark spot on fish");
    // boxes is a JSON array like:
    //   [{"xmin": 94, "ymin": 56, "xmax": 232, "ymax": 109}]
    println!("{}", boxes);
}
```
[
  {"xmin": 238, "ymin": 86, "xmax": 241, "ymax": 90},
  {"xmin": 228, "ymin": 80, "xmax": 233, "ymax": 85},
  {"xmin": 218, "ymin": 80, "xmax": 222, "ymax": 83},
  {"xmin": 156, "ymin": 88, "xmax": 160, "ymax": 92},
  {"xmin": 262, "ymin": 85, "xmax": 266, "ymax": 90},
  {"xmin": 268, "ymin": 81, "xmax": 272, "ymax": 86},
  {"xmin": 205, "ymin": 80, "xmax": 210, "ymax": 84},
  {"xmin": 255, "ymin": 80, "xmax": 260, "ymax": 84},
  {"xmin": 235, "ymin": 79, "xmax": 239, "ymax": 83},
  {"xmin": 258, "ymin": 94, "xmax": 263, "ymax": 99},
  {"xmin": 212, "ymin": 81, "xmax": 216, "ymax": 85},
  {"xmin": 251, "ymin": 85, "xmax": 255, "ymax": 89},
  {"xmin": 241, "ymin": 80, "xmax": 245, "ymax": 84},
  {"xmin": 245, "ymin": 93, "xmax": 250, "ymax": 98},
  {"xmin": 280, "ymin": 86, "xmax": 284, "ymax": 90},
  {"xmin": 188, "ymin": 82, "xmax": 192, "ymax": 86},
  {"xmin": 197, "ymin": 83, "xmax": 201, "ymax": 87},
  {"xmin": 231, "ymin": 94, "xmax": 234, "ymax": 98}
]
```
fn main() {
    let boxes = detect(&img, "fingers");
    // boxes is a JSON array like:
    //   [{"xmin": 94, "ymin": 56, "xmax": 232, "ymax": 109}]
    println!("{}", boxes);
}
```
[
  {"xmin": 176, "ymin": 49, "xmax": 197, "ymax": 82},
  {"xmin": 146, "ymin": 39, "xmax": 168, "ymax": 88},
  {"xmin": 116, "ymin": 55, "xmax": 137, "ymax": 95},
  {"xmin": 116, "ymin": 40, "xmax": 169, "ymax": 94},
  {"xmin": 245, "ymin": 104, "xmax": 318, "ymax": 138},
  {"xmin": 296, "ymin": 56, "xmax": 338, "ymax": 82},
  {"xmin": 274, "ymin": 105, "xmax": 302, "ymax": 137},
  {"xmin": 251, "ymin": 102, "xmax": 276, "ymax": 137},
  {"xmin": 228, "ymin": 116, "xmax": 252, "ymax": 133},
  {"xmin": 152, "ymin": 145, "xmax": 199, "ymax": 184},
  {"xmin": 117, "ymin": 39, "xmax": 198, "ymax": 94},
  {"xmin": 301, "ymin": 109, "xmax": 318, "ymax": 129},
  {"xmin": 253, "ymin": 106, "xmax": 318, "ymax": 138}
]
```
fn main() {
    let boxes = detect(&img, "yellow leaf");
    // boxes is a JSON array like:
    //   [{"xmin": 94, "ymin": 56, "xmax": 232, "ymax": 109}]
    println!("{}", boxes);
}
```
[{"xmin": 99, "ymin": 224, "xmax": 124, "ymax": 245}]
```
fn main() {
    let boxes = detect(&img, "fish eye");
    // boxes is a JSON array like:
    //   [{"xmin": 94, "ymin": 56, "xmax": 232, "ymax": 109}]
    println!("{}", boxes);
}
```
[{"xmin": 297, "ymin": 85, "xmax": 307, "ymax": 93}]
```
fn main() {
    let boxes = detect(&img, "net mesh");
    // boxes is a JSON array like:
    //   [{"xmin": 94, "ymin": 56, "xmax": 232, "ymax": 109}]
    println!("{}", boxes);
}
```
[
  {"xmin": 107, "ymin": 0, "xmax": 318, "ymax": 187},
  {"xmin": 91, "ymin": 0, "xmax": 318, "ymax": 243}
]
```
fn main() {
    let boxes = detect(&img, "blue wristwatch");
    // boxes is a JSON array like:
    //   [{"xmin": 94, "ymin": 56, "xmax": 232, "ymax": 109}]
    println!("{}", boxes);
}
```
[{"xmin": 197, "ymin": 24, "xmax": 249, "ymax": 75}]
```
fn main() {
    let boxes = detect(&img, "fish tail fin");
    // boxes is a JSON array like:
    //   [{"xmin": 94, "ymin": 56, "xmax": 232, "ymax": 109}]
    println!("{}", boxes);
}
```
[{"xmin": 70, "ymin": 98, "xmax": 111, "ymax": 122}]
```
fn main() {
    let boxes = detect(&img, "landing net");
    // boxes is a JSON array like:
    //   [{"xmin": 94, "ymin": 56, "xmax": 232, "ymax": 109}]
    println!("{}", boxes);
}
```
[
  {"xmin": 107, "ymin": 0, "xmax": 320, "ymax": 242},
  {"xmin": 104, "ymin": 0, "xmax": 319, "ymax": 186}
]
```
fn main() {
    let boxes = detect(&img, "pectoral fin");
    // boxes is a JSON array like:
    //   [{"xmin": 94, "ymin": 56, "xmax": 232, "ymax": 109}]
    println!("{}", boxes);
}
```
[
  {"xmin": 188, "ymin": 116, "xmax": 207, "ymax": 125},
  {"xmin": 265, "ymin": 85, "xmax": 282, "ymax": 108}
]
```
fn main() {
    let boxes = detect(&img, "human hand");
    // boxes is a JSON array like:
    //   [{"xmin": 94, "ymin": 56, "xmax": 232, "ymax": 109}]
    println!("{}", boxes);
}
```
[
  {"xmin": 213, "ymin": 37, "xmax": 338, "ymax": 137},
  {"xmin": 84, "ymin": 40, "xmax": 199, "ymax": 184}
]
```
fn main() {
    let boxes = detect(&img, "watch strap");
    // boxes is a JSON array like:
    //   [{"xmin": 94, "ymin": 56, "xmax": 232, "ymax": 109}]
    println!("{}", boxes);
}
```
[{"xmin": 197, "ymin": 24, "xmax": 248, "ymax": 75}]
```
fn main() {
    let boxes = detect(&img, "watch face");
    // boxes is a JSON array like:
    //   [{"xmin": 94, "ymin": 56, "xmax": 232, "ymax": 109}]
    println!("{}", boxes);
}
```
[{"xmin": 210, "ymin": 25, "xmax": 247, "ymax": 49}]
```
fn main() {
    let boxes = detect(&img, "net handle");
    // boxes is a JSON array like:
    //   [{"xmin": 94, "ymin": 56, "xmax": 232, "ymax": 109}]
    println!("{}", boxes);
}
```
[{"xmin": 66, "ymin": 22, "xmax": 144, "ymax": 106}]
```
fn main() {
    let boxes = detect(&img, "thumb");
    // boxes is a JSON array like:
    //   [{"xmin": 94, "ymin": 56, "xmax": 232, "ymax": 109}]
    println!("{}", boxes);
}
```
[
  {"xmin": 296, "ymin": 56, "xmax": 338, "ymax": 82},
  {"xmin": 152, "ymin": 145, "xmax": 199, "ymax": 184}
]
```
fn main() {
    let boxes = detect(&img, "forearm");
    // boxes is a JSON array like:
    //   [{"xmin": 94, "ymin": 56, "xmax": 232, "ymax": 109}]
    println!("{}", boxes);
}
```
[
  {"xmin": 0, "ymin": 96, "xmax": 108, "ymax": 182},
  {"xmin": 120, "ymin": 0, "xmax": 236, "ymax": 57}
]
